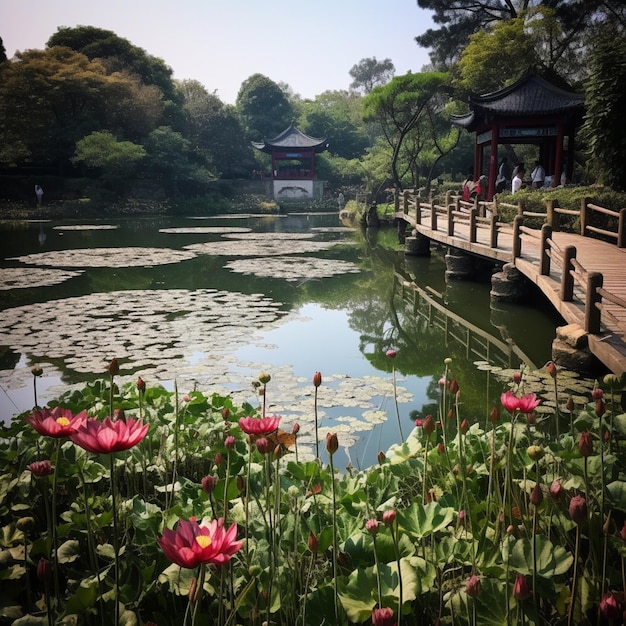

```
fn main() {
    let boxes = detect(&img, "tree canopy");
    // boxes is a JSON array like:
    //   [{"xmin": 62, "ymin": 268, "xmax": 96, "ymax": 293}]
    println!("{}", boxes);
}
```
[{"xmin": 349, "ymin": 57, "xmax": 396, "ymax": 94}]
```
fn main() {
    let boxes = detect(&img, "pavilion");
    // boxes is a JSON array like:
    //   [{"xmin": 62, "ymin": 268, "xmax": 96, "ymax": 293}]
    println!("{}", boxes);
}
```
[
  {"xmin": 252, "ymin": 124, "xmax": 328, "ymax": 200},
  {"xmin": 450, "ymin": 71, "xmax": 585, "ymax": 199}
]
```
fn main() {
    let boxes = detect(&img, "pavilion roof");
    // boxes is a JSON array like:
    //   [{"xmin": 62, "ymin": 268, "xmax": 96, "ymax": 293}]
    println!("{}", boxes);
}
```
[
  {"xmin": 450, "ymin": 71, "xmax": 585, "ymax": 130},
  {"xmin": 252, "ymin": 124, "xmax": 328, "ymax": 153}
]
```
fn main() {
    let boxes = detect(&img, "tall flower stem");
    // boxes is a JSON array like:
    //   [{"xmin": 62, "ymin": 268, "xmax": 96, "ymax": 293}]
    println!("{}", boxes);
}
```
[
  {"xmin": 372, "ymin": 533, "xmax": 383, "ymax": 607},
  {"xmin": 51, "ymin": 440, "xmax": 61, "ymax": 605},
  {"xmin": 314, "ymin": 385, "xmax": 320, "ymax": 459},
  {"xmin": 391, "ymin": 363, "xmax": 404, "ymax": 440},
  {"xmin": 109, "ymin": 454, "xmax": 121, "ymax": 625},
  {"xmin": 390, "ymin": 521, "xmax": 403, "ymax": 626},
  {"xmin": 568, "ymin": 525, "xmax": 581, "ymax": 626},
  {"xmin": 191, "ymin": 563, "xmax": 206, "ymax": 626},
  {"xmin": 329, "ymin": 453, "xmax": 340, "ymax": 625}
]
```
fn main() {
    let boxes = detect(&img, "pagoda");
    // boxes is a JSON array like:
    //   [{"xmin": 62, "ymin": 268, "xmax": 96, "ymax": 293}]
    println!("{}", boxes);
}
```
[
  {"xmin": 252, "ymin": 124, "xmax": 328, "ymax": 200},
  {"xmin": 451, "ymin": 71, "xmax": 585, "ymax": 200}
]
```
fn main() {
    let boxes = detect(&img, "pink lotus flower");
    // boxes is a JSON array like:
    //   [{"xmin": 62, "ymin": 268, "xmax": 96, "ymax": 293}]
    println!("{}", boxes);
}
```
[
  {"xmin": 158, "ymin": 516, "xmax": 243, "ymax": 569},
  {"xmin": 71, "ymin": 416, "xmax": 148, "ymax": 454},
  {"xmin": 238, "ymin": 415, "xmax": 280, "ymax": 436},
  {"xmin": 25, "ymin": 407, "xmax": 87, "ymax": 438},
  {"xmin": 513, "ymin": 574, "xmax": 531, "ymax": 601},
  {"xmin": 466, "ymin": 574, "xmax": 481, "ymax": 598},
  {"xmin": 372, "ymin": 607, "xmax": 396, "ymax": 626},
  {"xmin": 500, "ymin": 391, "xmax": 540, "ymax": 414},
  {"xmin": 27, "ymin": 460, "xmax": 54, "ymax": 477}
]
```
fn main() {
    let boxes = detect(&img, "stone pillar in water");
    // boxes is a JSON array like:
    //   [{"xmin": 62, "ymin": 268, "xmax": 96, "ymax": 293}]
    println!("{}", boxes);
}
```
[
  {"xmin": 490, "ymin": 263, "xmax": 529, "ymax": 302},
  {"xmin": 445, "ymin": 248, "xmax": 474, "ymax": 280},
  {"xmin": 405, "ymin": 233, "xmax": 431, "ymax": 256},
  {"xmin": 552, "ymin": 323, "xmax": 602, "ymax": 375}
]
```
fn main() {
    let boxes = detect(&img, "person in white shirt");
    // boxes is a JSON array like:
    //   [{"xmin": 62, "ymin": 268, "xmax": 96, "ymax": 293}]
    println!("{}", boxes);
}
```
[
  {"xmin": 512, "ymin": 167, "xmax": 525, "ymax": 194},
  {"xmin": 531, "ymin": 161, "xmax": 545, "ymax": 189}
]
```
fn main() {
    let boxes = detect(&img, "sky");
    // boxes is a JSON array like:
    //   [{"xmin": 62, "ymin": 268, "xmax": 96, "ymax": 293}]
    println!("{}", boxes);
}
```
[{"xmin": 1, "ymin": 0, "xmax": 435, "ymax": 104}]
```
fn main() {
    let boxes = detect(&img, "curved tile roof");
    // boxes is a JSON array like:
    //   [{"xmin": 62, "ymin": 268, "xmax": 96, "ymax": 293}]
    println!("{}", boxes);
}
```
[
  {"xmin": 252, "ymin": 124, "xmax": 328, "ymax": 153},
  {"xmin": 451, "ymin": 72, "xmax": 584, "ymax": 130}
]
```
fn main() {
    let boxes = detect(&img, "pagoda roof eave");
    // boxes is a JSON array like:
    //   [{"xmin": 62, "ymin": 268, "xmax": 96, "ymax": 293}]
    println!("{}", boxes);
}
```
[{"xmin": 251, "ymin": 124, "xmax": 328, "ymax": 153}]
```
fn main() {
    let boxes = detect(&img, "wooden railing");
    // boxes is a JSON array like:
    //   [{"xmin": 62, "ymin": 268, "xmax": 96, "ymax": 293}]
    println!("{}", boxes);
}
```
[{"xmin": 398, "ymin": 188, "xmax": 626, "ymax": 338}]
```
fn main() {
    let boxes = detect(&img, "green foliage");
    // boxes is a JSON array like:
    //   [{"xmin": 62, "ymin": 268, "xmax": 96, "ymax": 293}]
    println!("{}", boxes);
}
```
[
  {"xmin": 73, "ymin": 131, "xmax": 146, "ymax": 175},
  {"xmin": 348, "ymin": 57, "xmax": 395, "ymax": 94},
  {"xmin": 236, "ymin": 73, "xmax": 294, "ymax": 141},
  {"xmin": 0, "ymin": 365, "xmax": 621, "ymax": 624},
  {"xmin": 581, "ymin": 25, "xmax": 626, "ymax": 192}
]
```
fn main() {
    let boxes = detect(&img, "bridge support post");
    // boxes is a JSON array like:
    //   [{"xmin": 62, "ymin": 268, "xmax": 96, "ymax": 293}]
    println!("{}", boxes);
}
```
[
  {"xmin": 445, "ymin": 248, "xmax": 474, "ymax": 280},
  {"xmin": 405, "ymin": 233, "xmax": 431, "ymax": 256},
  {"xmin": 552, "ymin": 323, "xmax": 603, "ymax": 375},
  {"xmin": 490, "ymin": 262, "xmax": 530, "ymax": 302}
]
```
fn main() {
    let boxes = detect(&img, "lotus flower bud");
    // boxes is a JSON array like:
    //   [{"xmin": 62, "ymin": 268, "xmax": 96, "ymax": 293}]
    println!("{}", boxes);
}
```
[
  {"xmin": 256, "ymin": 437, "xmax": 273, "ymax": 455},
  {"xmin": 489, "ymin": 406, "xmax": 500, "ymax": 423},
  {"xmin": 36, "ymin": 558, "xmax": 52, "ymax": 584},
  {"xmin": 371, "ymin": 607, "xmax": 395, "ymax": 626},
  {"xmin": 308, "ymin": 531, "xmax": 319, "ymax": 554},
  {"xmin": 449, "ymin": 379, "xmax": 459, "ymax": 394},
  {"xmin": 599, "ymin": 593, "xmax": 622, "ymax": 620},
  {"xmin": 385, "ymin": 349, "xmax": 397, "ymax": 359},
  {"xmin": 326, "ymin": 432, "xmax": 338, "ymax": 456},
  {"xmin": 382, "ymin": 509, "xmax": 396, "ymax": 526},
  {"xmin": 108, "ymin": 357, "xmax": 119, "ymax": 377},
  {"xmin": 222, "ymin": 407, "xmax": 230, "ymax": 420},
  {"xmin": 530, "ymin": 483, "xmax": 543, "ymax": 506},
  {"xmin": 225, "ymin": 435, "xmax": 236, "ymax": 449},
  {"xmin": 365, "ymin": 519, "xmax": 379, "ymax": 535},
  {"xmin": 136, "ymin": 376, "xmax": 146, "ymax": 393},
  {"xmin": 569, "ymin": 495, "xmax": 587, "ymax": 525},
  {"xmin": 545, "ymin": 360, "xmax": 557, "ymax": 379},
  {"xmin": 513, "ymin": 372, "xmax": 522, "ymax": 384},
  {"xmin": 201, "ymin": 475, "xmax": 217, "ymax": 495},
  {"xmin": 513, "ymin": 574, "xmax": 531, "ymax": 601},
  {"xmin": 460, "ymin": 419, "xmax": 469, "ymax": 434},
  {"xmin": 595, "ymin": 399, "xmax": 605, "ymax": 417},
  {"xmin": 566, "ymin": 395, "xmax": 574, "ymax": 411},
  {"xmin": 466, "ymin": 574, "xmax": 481, "ymax": 598},
  {"xmin": 422, "ymin": 415, "xmax": 435, "ymax": 436},
  {"xmin": 27, "ymin": 460, "xmax": 54, "ymax": 477},
  {"xmin": 578, "ymin": 431, "xmax": 593, "ymax": 457},
  {"xmin": 377, "ymin": 450, "xmax": 386, "ymax": 465},
  {"xmin": 313, "ymin": 371, "xmax": 322, "ymax": 387},
  {"xmin": 258, "ymin": 372, "xmax": 271, "ymax": 384},
  {"xmin": 31, "ymin": 364, "xmax": 43, "ymax": 377},
  {"xmin": 549, "ymin": 479, "xmax": 562, "ymax": 501}
]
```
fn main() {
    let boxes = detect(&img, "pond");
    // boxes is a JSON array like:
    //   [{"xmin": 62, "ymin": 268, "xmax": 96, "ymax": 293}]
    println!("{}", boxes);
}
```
[{"xmin": 0, "ymin": 211, "xmax": 578, "ymax": 468}]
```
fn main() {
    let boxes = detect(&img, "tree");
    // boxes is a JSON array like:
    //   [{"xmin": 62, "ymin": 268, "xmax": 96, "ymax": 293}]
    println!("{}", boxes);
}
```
[
  {"xmin": 362, "ymin": 72, "xmax": 452, "ymax": 189},
  {"xmin": 72, "ymin": 130, "xmax": 146, "ymax": 192},
  {"xmin": 180, "ymin": 79, "xmax": 256, "ymax": 178},
  {"xmin": 349, "ymin": 57, "xmax": 395, "ymax": 94},
  {"xmin": 415, "ymin": 0, "xmax": 626, "ymax": 70},
  {"xmin": 236, "ymin": 74, "xmax": 294, "ymax": 142},
  {"xmin": 298, "ymin": 90, "xmax": 370, "ymax": 159},
  {"xmin": 581, "ymin": 25, "xmax": 626, "ymax": 191},
  {"xmin": 0, "ymin": 37, "xmax": 7, "ymax": 63},
  {"xmin": 47, "ymin": 26, "xmax": 180, "ymax": 105},
  {"xmin": 0, "ymin": 47, "xmax": 155, "ymax": 170},
  {"xmin": 455, "ymin": 8, "xmax": 587, "ymax": 94}
]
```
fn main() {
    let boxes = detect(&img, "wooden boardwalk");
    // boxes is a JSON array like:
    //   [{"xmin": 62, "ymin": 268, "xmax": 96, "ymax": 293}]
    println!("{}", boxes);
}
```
[{"xmin": 395, "ymin": 198, "xmax": 626, "ymax": 374}]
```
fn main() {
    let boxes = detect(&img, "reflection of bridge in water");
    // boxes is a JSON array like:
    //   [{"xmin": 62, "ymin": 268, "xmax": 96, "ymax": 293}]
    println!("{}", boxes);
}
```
[{"xmin": 394, "ymin": 270, "xmax": 538, "ymax": 371}]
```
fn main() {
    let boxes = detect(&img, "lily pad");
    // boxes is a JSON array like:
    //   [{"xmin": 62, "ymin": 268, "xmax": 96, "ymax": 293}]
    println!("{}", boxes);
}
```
[
  {"xmin": 224, "ymin": 256, "xmax": 360, "ymax": 281},
  {"xmin": 0, "ymin": 267, "xmax": 83, "ymax": 290}
]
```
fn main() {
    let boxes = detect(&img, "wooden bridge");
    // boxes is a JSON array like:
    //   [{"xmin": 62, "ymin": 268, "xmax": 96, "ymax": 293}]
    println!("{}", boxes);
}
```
[{"xmin": 395, "ymin": 191, "xmax": 626, "ymax": 374}]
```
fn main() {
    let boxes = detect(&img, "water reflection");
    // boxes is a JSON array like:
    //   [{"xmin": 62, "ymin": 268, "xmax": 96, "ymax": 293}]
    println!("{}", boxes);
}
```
[{"xmin": 0, "ymin": 213, "xmax": 567, "ymax": 468}]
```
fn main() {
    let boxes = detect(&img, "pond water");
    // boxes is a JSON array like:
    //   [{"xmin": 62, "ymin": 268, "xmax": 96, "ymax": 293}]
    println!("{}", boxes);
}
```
[{"xmin": 0, "ymin": 211, "xmax": 571, "ymax": 468}]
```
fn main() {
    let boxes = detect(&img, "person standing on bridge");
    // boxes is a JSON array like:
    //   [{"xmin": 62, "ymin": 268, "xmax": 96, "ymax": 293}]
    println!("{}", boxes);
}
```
[
  {"xmin": 531, "ymin": 161, "xmax": 545, "ymax": 189},
  {"xmin": 512, "ymin": 167, "xmax": 525, "ymax": 194}
]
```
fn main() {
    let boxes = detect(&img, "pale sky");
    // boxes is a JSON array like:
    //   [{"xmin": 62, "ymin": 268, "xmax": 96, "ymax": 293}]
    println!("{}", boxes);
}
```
[{"xmin": 1, "ymin": 0, "xmax": 435, "ymax": 104}]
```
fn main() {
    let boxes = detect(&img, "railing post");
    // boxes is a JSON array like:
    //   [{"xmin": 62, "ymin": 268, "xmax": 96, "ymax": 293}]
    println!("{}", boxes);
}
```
[
  {"xmin": 580, "ymin": 196, "xmax": 588, "ymax": 237},
  {"xmin": 585, "ymin": 272, "xmax": 603, "ymax": 334},
  {"xmin": 447, "ymin": 204, "xmax": 454, "ymax": 236},
  {"xmin": 415, "ymin": 197, "xmax": 421, "ymax": 225},
  {"xmin": 618, "ymin": 208, "xmax": 626, "ymax": 248},
  {"xmin": 394, "ymin": 188, "xmax": 400, "ymax": 213},
  {"xmin": 431, "ymin": 200, "xmax": 437, "ymax": 231},
  {"xmin": 402, "ymin": 189, "xmax": 409, "ymax": 215},
  {"xmin": 512, "ymin": 215, "xmax": 523, "ymax": 260},
  {"xmin": 540, "ymin": 224, "xmax": 552, "ymax": 275},
  {"xmin": 546, "ymin": 199, "xmax": 559, "ymax": 230},
  {"xmin": 489, "ymin": 215, "xmax": 498, "ymax": 248},
  {"xmin": 469, "ymin": 207, "xmax": 477, "ymax": 242},
  {"xmin": 561, "ymin": 245, "xmax": 576, "ymax": 301}
]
